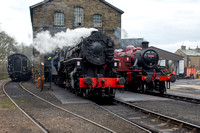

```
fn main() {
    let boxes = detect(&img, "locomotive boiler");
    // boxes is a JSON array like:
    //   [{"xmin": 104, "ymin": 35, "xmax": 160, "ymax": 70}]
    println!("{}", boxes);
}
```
[
  {"xmin": 7, "ymin": 53, "xmax": 32, "ymax": 81},
  {"xmin": 114, "ymin": 44, "xmax": 176, "ymax": 94},
  {"xmin": 55, "ymin": 31, "xmax": 125, "ymax": 98}
]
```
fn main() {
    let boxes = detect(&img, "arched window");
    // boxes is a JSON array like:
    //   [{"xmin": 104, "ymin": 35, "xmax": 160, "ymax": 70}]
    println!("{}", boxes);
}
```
[
  {"xmin": 74, "ymin": 7, "xmax": 84, "ymax": 27},
  {"xmin": 54, "ymin": 12, "xmax": 64, "ymax": 26},
  {"xmin": 93, "ymin": 14, "xmax": 102, "ymax": 27}
]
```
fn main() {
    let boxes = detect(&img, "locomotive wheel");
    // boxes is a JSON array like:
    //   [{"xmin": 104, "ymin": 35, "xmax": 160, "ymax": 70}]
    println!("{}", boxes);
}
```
[
  {"xmin": 140, "ymin": 83, "xmax": 147, "ymax": 93},
  {"xmin": 82, "ymin": 89, "xmax": 89, "ymax": 98}
]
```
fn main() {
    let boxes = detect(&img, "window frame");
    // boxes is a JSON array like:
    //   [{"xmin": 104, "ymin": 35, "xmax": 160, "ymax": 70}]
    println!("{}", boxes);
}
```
[
  {"xmin": 93, "ymin": 14, "xmax": 102, "ymax": 28},
  {"xmin": 74, "ymin": 7, "xmax": 84, "ymax": 27},
  {"xmin": 54, "ymin": 12, "xmax": 65, "ymax": 26}
]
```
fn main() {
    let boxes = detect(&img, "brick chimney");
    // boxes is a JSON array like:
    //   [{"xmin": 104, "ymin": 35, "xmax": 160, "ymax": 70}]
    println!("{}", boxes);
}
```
[
  {"xmin": 196, "ymin": 46, "xmax": 200, "ymax": 53},
  {"xmin": 181, "ymin": 45, "xmax": 186, "ymax": 50},
  {"xmin": 141, "ymin": 41, "xmax": 149, "ymax": 49}
]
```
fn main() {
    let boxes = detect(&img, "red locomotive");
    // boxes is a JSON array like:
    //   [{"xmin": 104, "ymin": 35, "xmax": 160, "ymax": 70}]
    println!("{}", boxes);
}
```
[{"xmin": 114, "ymin": 43, "xmax": 176, "ymax": 94}]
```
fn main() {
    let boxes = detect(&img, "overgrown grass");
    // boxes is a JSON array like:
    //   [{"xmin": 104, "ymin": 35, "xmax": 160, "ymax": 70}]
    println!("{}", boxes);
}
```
[
  {"xmin": 0, "ymin": 102, "xmax": 15, "ymax": 108},
  {"xmin": 0, "ymin": 73, "xmax": 9, "ymax": 80}
]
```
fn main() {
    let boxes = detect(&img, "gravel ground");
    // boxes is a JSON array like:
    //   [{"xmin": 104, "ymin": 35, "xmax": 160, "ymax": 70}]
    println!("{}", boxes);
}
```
[
  {"xmin": 131, "ymin": 100, "xmax": 200, "ymax": 126},
  {"xmin": 15, "ymin": 81, "xmax": 145, "ymax": 133},
  {"xmin": 0, "ymin": 79, "xmax": 43, "ymax": 133},
  {"xmin": 5, "ymin": 82, "xmax": 111, "ymax": 133}
]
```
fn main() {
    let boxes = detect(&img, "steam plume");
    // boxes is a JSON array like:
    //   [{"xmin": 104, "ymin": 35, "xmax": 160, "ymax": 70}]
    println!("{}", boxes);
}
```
[{"xmin": 33, "ymin": 28, "xmax": 98, "ymax": 54}]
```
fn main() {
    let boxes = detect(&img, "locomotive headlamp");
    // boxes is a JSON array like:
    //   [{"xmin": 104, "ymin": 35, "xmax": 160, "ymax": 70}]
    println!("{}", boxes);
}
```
[
  {"xmin": 77, "ymin": 61, "xmax": 80, "ymax": 66},
  {"xmin": 84, "ymin": 77, "xmax": 93, "ymax": 85},
  {"xmin": 118, "ymin": 77, "xmax": 126, "ymax": 85},
  {"xmin": 75, "ymin": 59, "xmax": 82, "ymax": 69}
]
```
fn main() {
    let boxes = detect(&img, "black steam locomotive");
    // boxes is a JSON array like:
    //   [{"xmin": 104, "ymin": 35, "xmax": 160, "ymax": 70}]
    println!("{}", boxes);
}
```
[
  {"xmin": 114, "ymin": 43, "xmax": 176, "ymax": 94},
  {"xmin": 8, "ymin": 54, "xmax": 32, "ymax": 81},
  {"xmin": 53, "ymin": 31, "xmax": 125, "ymax": 98}
]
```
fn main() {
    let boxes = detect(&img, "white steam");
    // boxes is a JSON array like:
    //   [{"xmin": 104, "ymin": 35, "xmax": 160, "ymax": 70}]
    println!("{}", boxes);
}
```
[{"xmin": 33, "ymin": 28, "xmax": 98, "ymax": 54}]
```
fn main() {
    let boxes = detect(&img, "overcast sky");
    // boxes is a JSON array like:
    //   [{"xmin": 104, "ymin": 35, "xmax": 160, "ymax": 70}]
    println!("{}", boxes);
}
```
[{"xmin": 0, "ymin": 0, "xmax": 200, "ymax": 52}]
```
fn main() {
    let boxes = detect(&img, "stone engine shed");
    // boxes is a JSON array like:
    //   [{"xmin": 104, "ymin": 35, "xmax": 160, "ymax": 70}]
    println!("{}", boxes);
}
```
[{"xmin": 30, "ymin": 0, "xmax": 124, "ymax": 49}]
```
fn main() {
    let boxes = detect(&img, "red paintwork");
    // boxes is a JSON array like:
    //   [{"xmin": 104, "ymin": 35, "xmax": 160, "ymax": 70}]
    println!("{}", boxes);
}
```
[
  {"xmin": 79, "ymin": 78, "xmax": 124, "ymax": 88},
  {"xmin": 142, "ymin": 76, "xmax": 170, "ymax": 81},
  {"xmin": 114, "ymin": 45, "xmax": 142, "ymax": 71},
  {"xmin": 127, "ymin": 72, "xmax": 132, "ymax": 83},
  {"xmin": 115, "ymin": 56, "xmax": 132, "ymax": 71},
  {"xmin": 114, "ymin": 45, "xmax": 142, "ymax": 62}
]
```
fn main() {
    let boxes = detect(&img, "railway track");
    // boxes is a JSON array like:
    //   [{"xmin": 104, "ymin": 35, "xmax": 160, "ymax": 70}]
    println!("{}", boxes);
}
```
[
  {"xmin": 3, "ymin": 81, "xmax": 116, "ymax": 133},
  {"xmin": 3, "ymin": 82, "xmax": 48, "ymax": 133},
  {"xmin": 95, "ymin": 98, "xmax": 200, "ymax": 133},
  {"xmin": 163, "ymin": 93, "xmax": 200, "ymax": 104}
]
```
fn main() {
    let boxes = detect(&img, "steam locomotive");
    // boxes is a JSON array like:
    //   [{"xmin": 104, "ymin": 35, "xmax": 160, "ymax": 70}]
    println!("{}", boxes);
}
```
[
  {"xmin": 8, "ymin": 54, "xmax": 32, "ymax": 81},
  {"xmin": 53, "ymin": 31, "xmax": 125, "ymax": 98},
  {"xmin": 114, "ymin": 42, "xmax": 176, "ymax": 94}
]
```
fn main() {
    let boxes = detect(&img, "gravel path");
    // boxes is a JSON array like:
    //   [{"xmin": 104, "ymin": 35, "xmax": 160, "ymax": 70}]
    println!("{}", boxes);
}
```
[{"xmin": 0, "ymin": 79, "xmax": 43, "ymax": 133}]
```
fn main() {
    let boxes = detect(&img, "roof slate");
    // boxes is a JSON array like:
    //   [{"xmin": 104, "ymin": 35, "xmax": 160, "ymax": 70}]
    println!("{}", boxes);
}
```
[
  {"xmin": 149, "ymin": 46, "xmax": 184, "ymax": 61},
  {"xmin": 30, "ymin": 0, "xmax": 124, "ymax": 14},
  {"xmin": 179, "ymin": 49, "xmax": 200, "ymax": 56}
]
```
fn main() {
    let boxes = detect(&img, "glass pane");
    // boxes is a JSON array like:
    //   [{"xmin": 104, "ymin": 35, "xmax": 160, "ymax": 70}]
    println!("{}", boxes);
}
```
[
  {"xmin": 54, "ymin": 13, "xmax": 64, "ymax": 26},
  {"xmin": 74, "ymin": 7, "xmax": 84, "ymax": 27},
  {"xmin": 93, "ymin": 14, "xmax": 102, "ymax": 27}
]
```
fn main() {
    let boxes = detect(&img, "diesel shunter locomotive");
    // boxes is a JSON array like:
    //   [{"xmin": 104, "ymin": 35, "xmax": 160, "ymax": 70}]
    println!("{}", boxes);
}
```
[
  {"xmin": 114, "ymin": 43, "xmax": 176, "ymax": 94},
  {"xmin": 54, "ymin": 31, "xmax": 125, "ymax": 98}
]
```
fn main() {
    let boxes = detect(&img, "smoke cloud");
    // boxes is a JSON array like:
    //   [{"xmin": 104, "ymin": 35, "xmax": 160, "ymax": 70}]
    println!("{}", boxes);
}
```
[{"xmin": 33, "ymin": 28, "xmax": 98, "ymax": 54}]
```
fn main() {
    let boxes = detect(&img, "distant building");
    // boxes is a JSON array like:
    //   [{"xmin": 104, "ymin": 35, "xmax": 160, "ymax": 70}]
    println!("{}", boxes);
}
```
[{"xmin": 175, "ymin": 45, "xmax": 200, "ymax": 71}]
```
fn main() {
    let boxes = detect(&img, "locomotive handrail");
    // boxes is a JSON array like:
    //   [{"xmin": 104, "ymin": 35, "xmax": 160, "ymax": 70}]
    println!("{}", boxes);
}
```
[{"xmin": 63, "ymin": 58, "xmax": 82, "ymax": 64}]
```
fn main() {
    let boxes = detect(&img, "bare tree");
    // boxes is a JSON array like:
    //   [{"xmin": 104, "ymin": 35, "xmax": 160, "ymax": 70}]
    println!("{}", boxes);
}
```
[
  {"xmin": 0, "ymin": 31, "xmax": 18, "ymax": 64},
  {"xmin": 16, "ymin": 43, "xmax": 33, "ymax": 63}
]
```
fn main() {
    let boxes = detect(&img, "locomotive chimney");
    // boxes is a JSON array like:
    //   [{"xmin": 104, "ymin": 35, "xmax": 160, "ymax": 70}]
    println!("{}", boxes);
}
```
[{"xmin": 141, "ymin": 41, "xmax": 149, "ymax": 49}]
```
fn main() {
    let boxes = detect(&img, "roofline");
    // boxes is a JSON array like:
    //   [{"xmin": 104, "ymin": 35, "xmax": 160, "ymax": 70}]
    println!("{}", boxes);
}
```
[
  {"xmin": 30, "ymin": 0, "xmax": 49, "ymax": 9},
  {"xmin": 100, "ymin": 0, "xmax": 124, "ymax": 14},
  {"xmin": 30, "ymin": 0, "xmax": 124, "ymax": 13},
  {"xmin": 179, "ymin": 49, "xmax": 200, "ymax": 56},
  {"xmin": 149, "ymin": 46, "xmax": 184, "ymax": 59}
]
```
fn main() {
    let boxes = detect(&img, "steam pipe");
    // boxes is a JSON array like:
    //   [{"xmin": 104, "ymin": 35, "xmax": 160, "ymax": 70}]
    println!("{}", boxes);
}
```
[
  {"xmin": 133, "ymin": 58, "xmax": 138, "ymax": 67},
  {"xmin": 95, "ymin": 74, "xmax": 100, "ymax": 88}
]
